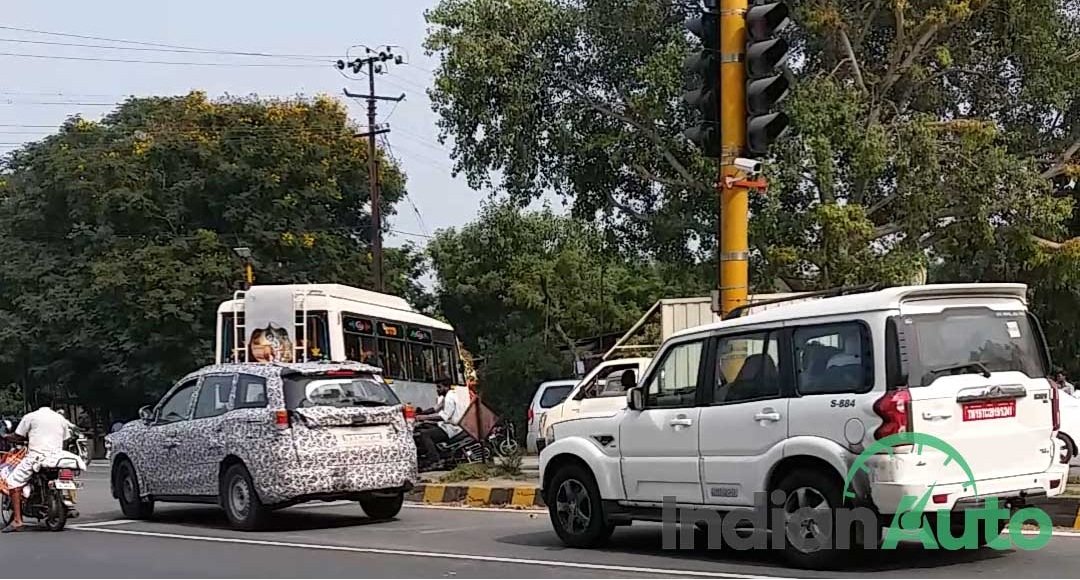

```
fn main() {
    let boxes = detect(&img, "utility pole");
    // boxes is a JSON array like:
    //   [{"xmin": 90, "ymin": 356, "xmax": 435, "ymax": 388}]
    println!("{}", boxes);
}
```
[
  {"xmin": 338, "ymin": 47, "xmax": 405, "ymax": 293},
  {"xmin": 684, "ymin": 0, "xmax": 791, "ymax": 317},
  {"xmin": 717, "ymin": 0, "xmax": 749, "ymax": 318}
]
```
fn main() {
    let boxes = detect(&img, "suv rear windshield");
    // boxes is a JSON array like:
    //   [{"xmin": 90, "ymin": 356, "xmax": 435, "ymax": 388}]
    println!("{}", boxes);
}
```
[
  {"xmin": 540, "ymin": 385, "xmax": 574, "ymax": 408},
  {"xmin": 284, "ymin": 375, "xmax": 401, "ymax": 409},
  {"xmin": 904, "ymin": 309, "xmax": 1048, "ymax": 386}
]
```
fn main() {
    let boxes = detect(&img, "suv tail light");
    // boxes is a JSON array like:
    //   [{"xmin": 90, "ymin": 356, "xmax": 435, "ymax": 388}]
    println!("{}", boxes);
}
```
[
  {"xmin": 1052, "ymin": 385, "xmax": 1061, "ymax": 431},
  {"xmin": 403, "ymin": 404, "xmax": 416, "ymax": 427},
  {"xmin": 58, "ymin": 469, "xmax": 75, "ymax": 480},
  {"xmin": 274, "ymin": 409, "xmax": 290, "ymax": 429},
  {"xmin": 873, "ymin": 388, "xmax": 912, "ymax": 440},
  {"xmin": 527, "ymin": 407, "xmax": 534, "ymax": 425}
]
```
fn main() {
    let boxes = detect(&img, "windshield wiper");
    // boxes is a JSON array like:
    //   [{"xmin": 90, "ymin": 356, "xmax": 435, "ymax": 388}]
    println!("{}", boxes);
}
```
[{"xmin": 922, "ymin": 361, "xmax": 992, "ymax": 385}]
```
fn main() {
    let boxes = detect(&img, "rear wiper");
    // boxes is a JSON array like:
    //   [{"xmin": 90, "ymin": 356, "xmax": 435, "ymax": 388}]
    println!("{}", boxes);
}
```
[{"xmin": 923, "ymin": 361, "xmax": 992, "ymax": 385}]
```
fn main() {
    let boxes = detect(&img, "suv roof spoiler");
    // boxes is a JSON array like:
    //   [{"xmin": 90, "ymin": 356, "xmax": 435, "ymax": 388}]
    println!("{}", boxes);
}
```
[{"xmin": 726, "ymin": 283, "xmax": 880, "ymax": 319}]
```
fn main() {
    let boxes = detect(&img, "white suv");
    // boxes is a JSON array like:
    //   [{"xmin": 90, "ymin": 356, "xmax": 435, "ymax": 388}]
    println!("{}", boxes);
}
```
[{"xmin": 538, "ymin": 284, "xmax": 1069, "ymax": 568}]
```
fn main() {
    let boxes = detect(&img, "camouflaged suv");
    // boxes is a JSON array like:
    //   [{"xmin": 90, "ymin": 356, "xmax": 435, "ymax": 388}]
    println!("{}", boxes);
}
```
[{"xmin": 106, "ymin": 362, "xmax": 417, "ymax": 529}]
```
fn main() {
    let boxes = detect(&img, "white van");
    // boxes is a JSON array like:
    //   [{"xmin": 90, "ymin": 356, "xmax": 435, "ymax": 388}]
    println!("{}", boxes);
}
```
[
  {"xmin": 539, "ymin": 284, "xmax": 1069, "ymax": 568},
  {"xmin": 536, "ymin": 358, "xmax": 652, "ymax": 452}
]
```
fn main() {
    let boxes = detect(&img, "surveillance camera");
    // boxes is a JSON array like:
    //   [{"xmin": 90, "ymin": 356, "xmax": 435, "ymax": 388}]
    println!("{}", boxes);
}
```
[{"xmin": 733, "ymin": 157, "xmax": 763, "ymax": 175}]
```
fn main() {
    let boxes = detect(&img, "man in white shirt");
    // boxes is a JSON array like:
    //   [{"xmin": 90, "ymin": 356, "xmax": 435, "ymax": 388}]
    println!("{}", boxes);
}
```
[
  {"xmin": 2, "ymin": 403, "xmax": 70, "ymax": 532},
  {"xmin": 416, "ymin": 379, "xmax": 464, "ymax": 465}
]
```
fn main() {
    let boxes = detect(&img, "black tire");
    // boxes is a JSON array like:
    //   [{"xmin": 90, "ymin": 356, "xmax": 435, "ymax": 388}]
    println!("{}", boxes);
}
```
[
  {"xmin": 547, "ymin": 463, "xmax": 614, "ymax": 548},
  {"xmin": 115, "ymin": 459, "xmax": 154, "ymax": 519},
  {"xmin": 0, "ymin": 494, "xmax": 12, "ymax": 527},
  {"xmin": 359, "ymin": 492, "xmax": 405, "ymax": 520},
  {"xmin": 1058, "ymin": 433, "xmax": 1077, "ymax": 464},
  {"xmin": 43, "ymin": 490, "xmax": 67, "ymax": 531},
  {"xmin": 773, "ymin": 470, "xmax": 847, "ymax": 570},
  {"xmin": 221, "ymin": 463, "xmax": 270, "ymax": 531}
]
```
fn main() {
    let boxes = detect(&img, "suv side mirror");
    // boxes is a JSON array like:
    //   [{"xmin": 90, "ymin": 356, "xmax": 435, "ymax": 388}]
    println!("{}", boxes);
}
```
[
  {"xmin": 626, "ymin": 387, "xmax": 644, "ymax": 411},
  {"xmin": 138, "ymin": 405, "xmax": 154, "ymax": 423}
]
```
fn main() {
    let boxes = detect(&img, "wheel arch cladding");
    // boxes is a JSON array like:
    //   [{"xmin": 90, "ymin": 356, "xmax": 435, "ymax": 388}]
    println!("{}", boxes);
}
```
[
  {"xmin": 768, "ymin": 455, "xmax": 846, "ymax": 498},
  {"xmin": 543, "ymin": 453, "xmax": 593, "ymax": 503}
]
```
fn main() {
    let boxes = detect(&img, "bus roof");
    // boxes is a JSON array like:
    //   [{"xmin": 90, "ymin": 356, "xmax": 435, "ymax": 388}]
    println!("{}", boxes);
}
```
[{"xmin": 217, "ymin": 284, "xmax": 454, "ymax": 332}]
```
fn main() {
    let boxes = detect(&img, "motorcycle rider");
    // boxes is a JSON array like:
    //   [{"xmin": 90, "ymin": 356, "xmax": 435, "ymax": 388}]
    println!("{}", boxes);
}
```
[
  {"xmin": 415, "ymin": 378, "xmax": 461, "ymax": 467},
  {"xmin": 1, "ymin": 400, "xmax": 70, "ymax": 532}
]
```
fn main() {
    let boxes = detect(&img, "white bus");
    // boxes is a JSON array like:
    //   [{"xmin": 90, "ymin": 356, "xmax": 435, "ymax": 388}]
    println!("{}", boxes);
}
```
[{"xmin": 215, "ymin": 284, "xmax": 465, "ymax": 408}]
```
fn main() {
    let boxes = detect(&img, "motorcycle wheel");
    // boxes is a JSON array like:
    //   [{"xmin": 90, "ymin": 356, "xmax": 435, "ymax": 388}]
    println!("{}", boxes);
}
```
[
  {"xmin": 0, "ymin": 494, "xmax": 12, "ymax": 527},
  {"xmin": 43, "ymin": 490, "xmax": 67, "ymax": 531},
  {"xmin": 498, "ymin": 438, "xmax": 519, "ymax": 457}
]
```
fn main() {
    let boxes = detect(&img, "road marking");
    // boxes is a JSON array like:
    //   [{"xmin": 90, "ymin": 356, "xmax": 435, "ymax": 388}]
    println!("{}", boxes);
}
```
[
  {"xmin": 76, "ymin": 519, "xmax": 137, "ymax": 527},
  {"xmin": 402, "ymin": 502, "xmax": 546, "ymax": 514},
  {"xmin": 70, "ymin": 523, "xmax": 791, "ymax": 579}
]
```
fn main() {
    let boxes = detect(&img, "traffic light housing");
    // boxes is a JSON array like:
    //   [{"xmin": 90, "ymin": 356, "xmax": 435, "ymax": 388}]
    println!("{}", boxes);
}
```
[
  {"xmin": 682, "ymin": 9, "xmax": 721, "ymax": 157},
  {"xmin": 745, "ymin": 1, "xmax": 791, "ymax": 156}
]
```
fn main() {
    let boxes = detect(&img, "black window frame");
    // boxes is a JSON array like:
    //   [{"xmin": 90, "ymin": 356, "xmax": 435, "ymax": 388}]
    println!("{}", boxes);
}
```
[
  {"xmin": 790, "ymin": 320, "xmax": 875, "ymax": 396},
  {"xmin": 642, "ymin": 338, "xmax": 708, "ymax": 409},
  {"xmin": 705, "ymin": 328, "xmax": 788, "ymax": 406},
  {"xmin": 155, "ymin": 379, "xmax": 199, "ymax": 425},
  {"xmin": 193, "ymin": 374, "xmax": 237, "ymax": 420},
  {"xmin": 234, "ymin": 374, "xmax": 269, "ymax": 410}
]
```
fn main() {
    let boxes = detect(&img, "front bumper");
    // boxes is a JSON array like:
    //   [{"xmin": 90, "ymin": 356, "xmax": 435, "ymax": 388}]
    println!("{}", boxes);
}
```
[{"xmin": 258, "ymin": 458, "xmax": 418, "ymax": 506}]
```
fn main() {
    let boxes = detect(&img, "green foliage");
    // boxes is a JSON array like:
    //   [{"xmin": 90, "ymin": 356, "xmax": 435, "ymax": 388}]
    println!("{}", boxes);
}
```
[
  {"xmin": 493, "ymin": 446, "xmax": 525, "ymax": 477},
  {"xmin": 438, "ymin": 462, "xmax": 492, "ymax": 483},
  {"xmin": 428, "ymin": 201, "xmax": 709, "ymax": 420},
  {"xmin": 425, "ymin": 0, "xmax": 1080, "ymax": 369},
  {"xmin": 0, "ymin": 92, "xmax": 421, "ymax": 417}
]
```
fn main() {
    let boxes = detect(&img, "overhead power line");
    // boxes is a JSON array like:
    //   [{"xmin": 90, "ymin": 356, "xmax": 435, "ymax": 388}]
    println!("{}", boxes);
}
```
[
  {"xmin": 0, "ymin": 37, "xmax": 332, "ymax": 62},
  {"xmin": 0, "ymin": 51, "xmax": 328, "ymax": 67},
  {"xmin": 0, "ymin": 25, "xmax": 339, "ymax": 61}
]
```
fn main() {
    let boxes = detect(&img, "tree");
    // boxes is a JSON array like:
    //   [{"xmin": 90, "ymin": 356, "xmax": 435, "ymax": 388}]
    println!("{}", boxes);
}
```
[
  {"xmin": 0, "ymin": 92, "xmax": 417, "ymax": 417},
  {"xmin": 424, "ymin": 0, "xmax": 1080, "ymax": 284},
  {"xmin": 425, "ymin": 0, "xmax": 1080, "ymax": 370},
  {"xmin": 427, "ymin": 201, "xmax": 708, "ymax": 417}
]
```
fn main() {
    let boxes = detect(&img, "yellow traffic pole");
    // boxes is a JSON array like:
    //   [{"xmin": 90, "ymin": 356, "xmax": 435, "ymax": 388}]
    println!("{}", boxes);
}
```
[
  {"xmin": 718, "ymin": 0, "xmax": 750, "ymax": 318},
  {"xmin": 244, "ymin": 263, "xmax": 254, "ymax": 289}
]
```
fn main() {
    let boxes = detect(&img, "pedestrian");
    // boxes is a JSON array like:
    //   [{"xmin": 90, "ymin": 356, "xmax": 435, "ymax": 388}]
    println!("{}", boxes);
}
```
[{"xmin": 1054, "ymin": 370, "xmax": 1076, "ymax": 396}]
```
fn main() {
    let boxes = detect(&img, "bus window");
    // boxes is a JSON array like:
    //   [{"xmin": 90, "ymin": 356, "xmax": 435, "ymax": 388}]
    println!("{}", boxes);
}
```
[
  {"xmin": 379, "ymin": 338, "xmax": 407, "ymax": 379},
  {"xmin": 435, "ymin": 344, "xmax": 454, "ymax": 382},
  {"xmin": 220, "ymin": 312, "xmax": 246, "ymax": 362},
  {"xmin": 409, "ymin": 343, "xmax": 436, "ymax": 383},
  {"xmin": 345, "ymin": 334, "xmax": 377, "ymax": 364},
  {"xmin": 295, "ymin": 311, "xmax": 330, "ymax": 361}
]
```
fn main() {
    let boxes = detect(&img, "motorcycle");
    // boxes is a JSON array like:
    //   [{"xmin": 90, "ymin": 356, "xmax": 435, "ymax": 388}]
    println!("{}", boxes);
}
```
[
  {"xmin": 412, "ymin": 412, "xmax": 489, "ymax": 472},
  {"xmin": 484, "ymin": 420, "xmax": 519, "ymax": 458},
  {"xmin": 64, "ymin": 426, "xmax": 91, "ymax": 468},
  {"xmin": 0, "ymin": 443, "xmax": 83, "ymax": 531}
]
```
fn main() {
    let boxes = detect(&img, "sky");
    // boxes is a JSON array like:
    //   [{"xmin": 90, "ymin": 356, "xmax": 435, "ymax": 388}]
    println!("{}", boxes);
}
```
[{"xmin": 1, "ymin": 0, "xmax": 508, "ymax": 249}]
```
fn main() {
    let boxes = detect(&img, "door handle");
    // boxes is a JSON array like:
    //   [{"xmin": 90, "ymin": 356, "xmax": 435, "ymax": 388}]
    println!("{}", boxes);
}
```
[
  {"xmin": 669, "ymin": 417, "xmax": 693, "ymax": 427},
  {"xmin": 753, "ymin": 411, "xmax": 782, "ymax": 422},
  {"xmin": 921, "ymin": 412, "xmax": 952, "ymax": 421},
  {"xmin": 163, "ymin": 441, "xmax": 178, "ymax": 449},
  {"xmin": 241, "ymin": 417, "xmax": 264, "ymax": 424},
  {"xmin": 207, "ymin": 443, "xmax": 223, "ymax": 451}
]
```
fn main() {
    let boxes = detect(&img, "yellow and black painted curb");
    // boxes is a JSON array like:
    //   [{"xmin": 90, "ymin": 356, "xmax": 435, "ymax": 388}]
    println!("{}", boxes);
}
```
[
  {"xmin": 407, "ymin": 484, "xmax": 545, "ymax": 509},
  {"xmin": 1035, "ymin": 496, "xmax": 1080, "ymax": 529}
]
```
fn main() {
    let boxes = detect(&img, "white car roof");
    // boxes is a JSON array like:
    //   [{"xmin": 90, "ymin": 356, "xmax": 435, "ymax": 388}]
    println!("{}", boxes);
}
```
[{"xmin": 671, "ymin": 283, "xmax": 1028, "ymax": 339}]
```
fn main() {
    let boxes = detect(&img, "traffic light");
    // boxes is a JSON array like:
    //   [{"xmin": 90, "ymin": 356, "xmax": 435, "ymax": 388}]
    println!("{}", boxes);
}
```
[
  {"xmin": 744, "ymin": 1, "xmax": 791, "ymax": 156},
  {"xmin": 682, "ymin": 8, "xmax": 721, "ymax": 157}
]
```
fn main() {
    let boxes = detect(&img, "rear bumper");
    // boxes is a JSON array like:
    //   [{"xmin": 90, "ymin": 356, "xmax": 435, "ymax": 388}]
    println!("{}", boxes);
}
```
[
  {"xmin": 870, "ymin": 462, "xmax": 1069, "ymax": 514},
  {"xmin": 259, "ymin": 458, "xmax": 418, "ymax": 506},
  {"xmin": 535, "ymin": 438, "xmax": 548, "ymax": 453}
]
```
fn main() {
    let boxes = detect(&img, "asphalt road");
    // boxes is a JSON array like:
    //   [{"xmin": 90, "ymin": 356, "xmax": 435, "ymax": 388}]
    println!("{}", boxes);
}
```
[{"xmin": 1, "ymin": 463, "xmax": 1078, "ymax": 578}]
